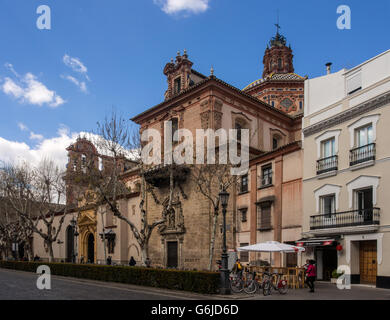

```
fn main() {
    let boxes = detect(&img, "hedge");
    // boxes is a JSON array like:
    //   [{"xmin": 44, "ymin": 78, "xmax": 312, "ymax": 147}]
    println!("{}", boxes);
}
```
[{"xmin": 0, "ymin": 261, "xmax": 220, "ymax": 294}]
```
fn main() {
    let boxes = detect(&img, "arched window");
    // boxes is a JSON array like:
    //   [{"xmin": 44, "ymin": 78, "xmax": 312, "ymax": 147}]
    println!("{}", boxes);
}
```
[
  {"xmin": 98, "ymin": 157, "xmax": 103, "ymax": 171},
  {"xmin": 81, "ymin": 154, "xmax": 87, "ymax": 173}
]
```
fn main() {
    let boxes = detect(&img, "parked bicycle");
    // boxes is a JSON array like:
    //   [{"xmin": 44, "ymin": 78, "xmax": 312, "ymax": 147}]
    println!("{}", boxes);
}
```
[
  {"xmin": 230, "ymin": 272, "xmax": 244, "ymax": 293},
  {"xmin": 262, "ymin": 272, "xmax": 288, "ymax": 296}
]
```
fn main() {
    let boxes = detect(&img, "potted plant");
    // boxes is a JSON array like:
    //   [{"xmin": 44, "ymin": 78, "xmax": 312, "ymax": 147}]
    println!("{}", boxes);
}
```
[{"xmin": 331, "ymin": 269, "xmax": 344, "ymax": 284}]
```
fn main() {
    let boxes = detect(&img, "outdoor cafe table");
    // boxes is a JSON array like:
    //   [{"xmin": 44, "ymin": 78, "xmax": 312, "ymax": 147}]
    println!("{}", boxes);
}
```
[{"xmin": 246, "ymin": 266, "xmax": 305, "ymax": 289}]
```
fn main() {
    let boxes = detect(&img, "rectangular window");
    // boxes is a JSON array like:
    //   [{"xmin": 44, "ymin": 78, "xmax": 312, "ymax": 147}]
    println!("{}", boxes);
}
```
[
  {"xmin": 257, "ymin": 204, "xmax": 271, "ymax": 230},
  {"xmin": 321, "ymin": 138, "xmax": 335, "ymax": 158},
  {"xmin": 239, "ymin": 208, "xmax": 247, "ymax": 222},
  {"xmin": 240, "ymin": 243, "xmax": 249, "ymax": 262},
  {"xmin": 272, "ymin": 138, "xmax": 278, "ymax": 150},
  {"xmin": 261, "ymin": 165, "xmax": 273, "ymax": 186},
  {"xmin": 174, "ymin": 78, "xmax": 181, "ymax": 94},
  {"xmin": 171, "ymin": 118, "xmax": 178, "ymax": 144},
  {"xmin": 240, "ymin": 175, "xmax": 248, "ymax": 193},
  {"xmin": 356, "ymin": 125, "xmax": 373, "ymax": 147},
  {"xmin": 320, "ymin": 195, "xmax": 335, "ymax": 217}
]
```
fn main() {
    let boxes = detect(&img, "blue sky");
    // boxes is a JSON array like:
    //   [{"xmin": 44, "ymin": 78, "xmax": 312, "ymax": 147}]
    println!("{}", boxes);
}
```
[{"xmin": 0, "ymin": 0, "xmax": 389, "ymax": 168}]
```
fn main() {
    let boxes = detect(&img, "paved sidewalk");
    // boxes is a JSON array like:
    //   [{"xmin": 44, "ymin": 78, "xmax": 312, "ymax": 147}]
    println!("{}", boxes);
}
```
[
  {"xmin": 225, "ymin": 281, "xmax": 390, "ymax": 300},
  {"xmin": 1, "ymin": 268, "xmax": 389, "ymax": 300}
]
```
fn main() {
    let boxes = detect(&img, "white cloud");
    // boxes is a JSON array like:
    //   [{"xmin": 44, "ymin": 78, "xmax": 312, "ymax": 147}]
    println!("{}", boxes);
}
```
[
  {"xmin": 154, "ymin": 0, "xmax": 210, "ymax": 15},
  {"xmin": 0, "ymin": 126, "xmax": 137, "ymax": 171},
  {"xmin": 63, "ymin": 54, "xmax": 90, "ymax": 80},
  {"xmin": 2, "ymin": 71, "xmax": 65, "ymax": 108},
  {"xmin": 0, "ymin": 127, "xmax": 77, "ymax": 169},
  {"xmin": 29, "ymin": 132, "xmax": 44, "ymax": 141},
  {"xmin": 61, "ymin": 74, "xmax": 88, "ymax": 93},
  {"xmin": 18, "ymin": 122, "xmax": 28, "ymax": 132}
]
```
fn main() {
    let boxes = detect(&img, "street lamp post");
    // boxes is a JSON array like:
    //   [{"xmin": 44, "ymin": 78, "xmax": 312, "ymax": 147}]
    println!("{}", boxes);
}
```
[
  {"xmin": 219, "ymin": 188, "xmax": 231, "ymax": 295},
  {"xmin": 70, "ymin": 217, "xmax": 79, "ymax": 263}
]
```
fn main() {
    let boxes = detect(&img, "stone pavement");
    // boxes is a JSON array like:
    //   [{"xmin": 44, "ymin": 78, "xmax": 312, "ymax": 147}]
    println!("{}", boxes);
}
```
[
  {"xmin": 224, "ymin": 281, "xmax": 390, "ymax": 300},
  {"xmin": 1, "ymin": 268, "xmax": 389, "ymax": 300}
]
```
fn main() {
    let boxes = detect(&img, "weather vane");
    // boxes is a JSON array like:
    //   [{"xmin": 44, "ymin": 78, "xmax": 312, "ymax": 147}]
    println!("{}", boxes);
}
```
[{"xmin": 275, "ymin": 10, "xmax": 281, "ymax": 34}]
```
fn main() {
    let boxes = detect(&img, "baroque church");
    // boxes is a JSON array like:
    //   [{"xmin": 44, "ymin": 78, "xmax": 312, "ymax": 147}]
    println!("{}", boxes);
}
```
[{"xmin": 31, "ymin": 28, "xmax": 306, "ymax": 270}]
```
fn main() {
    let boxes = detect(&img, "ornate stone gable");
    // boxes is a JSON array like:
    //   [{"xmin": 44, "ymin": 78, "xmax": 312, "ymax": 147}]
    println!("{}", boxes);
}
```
[{"xmin": 158, "ymin": 195, "xmax": 185, "ymax": 236}]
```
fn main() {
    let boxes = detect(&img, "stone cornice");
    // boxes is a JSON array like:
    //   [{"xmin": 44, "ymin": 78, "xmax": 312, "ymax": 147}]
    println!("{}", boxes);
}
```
[{"xmin": 303, "ymin": 91, "xmax": 390, "ymax": 137}]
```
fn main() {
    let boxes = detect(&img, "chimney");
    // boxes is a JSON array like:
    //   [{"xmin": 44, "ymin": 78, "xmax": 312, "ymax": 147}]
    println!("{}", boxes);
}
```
[{"xmin": 326, "ymin": 62, "xmax": 332, "ymax": 75}]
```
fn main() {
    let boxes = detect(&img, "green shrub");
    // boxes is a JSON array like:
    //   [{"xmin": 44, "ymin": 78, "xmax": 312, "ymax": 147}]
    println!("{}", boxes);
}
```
[
  {"xmin": 0, "ymin": 261, "xmax": 220, "ymax": 294},
  {"xmin": 331, "ymin": 269, "xmax": 344, "ymax": 279}
]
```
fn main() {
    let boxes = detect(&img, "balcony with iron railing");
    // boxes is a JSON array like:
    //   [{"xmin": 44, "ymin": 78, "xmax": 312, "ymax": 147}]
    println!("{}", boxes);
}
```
[
  {"xmin": 310, "ymin": 208, "xmax": 380, "ymax": 231},
  {"xmin": 350, "ymin": 143, "xmax": 376, "ymax": 167},
  {"xmin": 316, "ymin": 155, "xmax": 338, "ymax": 175}
]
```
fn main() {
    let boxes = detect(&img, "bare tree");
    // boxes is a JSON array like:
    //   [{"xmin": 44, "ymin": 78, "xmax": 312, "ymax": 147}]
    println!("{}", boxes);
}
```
[
  {"xmin": 82, "ymin": 111, "xmax": 174, "ymax": 266},
  {"xmin": 1, "ymin": 160, "xmax": 69, "ymax": 262}
]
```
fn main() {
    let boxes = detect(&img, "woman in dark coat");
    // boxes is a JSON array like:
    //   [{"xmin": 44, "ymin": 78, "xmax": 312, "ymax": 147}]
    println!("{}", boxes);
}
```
[{"xmin": 129, "ymin": 256, "xmax": 136, "ymax": 266}]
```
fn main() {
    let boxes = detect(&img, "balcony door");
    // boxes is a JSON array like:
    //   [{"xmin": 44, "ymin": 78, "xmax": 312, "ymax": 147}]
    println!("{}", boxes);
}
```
[
  {"xmin": 356, "ymin": 125, "xmax": 373, "ymax": 147},
  {"xmin": 356, "ymin": 187, "xmax": 373, "ymax": 222},
  {"xmin": 322, "ymin": 138, "xmax": 335, "ymax": 158}
]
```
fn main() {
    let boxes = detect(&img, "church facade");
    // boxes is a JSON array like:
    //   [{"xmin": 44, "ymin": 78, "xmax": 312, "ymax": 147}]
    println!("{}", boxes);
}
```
[{"xmin": 31, "ymin": 29, "xmax": 306, "ymax": 270}]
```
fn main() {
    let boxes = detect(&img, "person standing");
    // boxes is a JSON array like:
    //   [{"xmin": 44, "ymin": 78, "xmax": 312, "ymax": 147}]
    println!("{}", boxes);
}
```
[
  {"xmin": 306, "ymin": 260, "xmax": 317, "ymax": 293},
  {"xmin": 129, "ymin": 256, "xmax": 136, "ymax": 266}
]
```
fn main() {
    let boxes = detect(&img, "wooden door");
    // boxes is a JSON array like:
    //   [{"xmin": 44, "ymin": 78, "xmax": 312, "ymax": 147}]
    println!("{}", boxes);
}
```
[
  {"xmin": 359, "ymin": 241, "xmax": 377, "ymax": 284},
  {"xmin": 167, "ymin": 241, "xmax": 178, "ymax": 268}
]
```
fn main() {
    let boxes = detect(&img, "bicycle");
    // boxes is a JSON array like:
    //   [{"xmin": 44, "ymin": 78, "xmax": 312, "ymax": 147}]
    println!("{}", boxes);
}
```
[
  {"xmin": 230, "ymin": 272, "xmax": 244, "ymax": 293},
  {"xmin": 243, "ymin": 271, "xmax": 258, "ymax": 294},
  {"xmin": 262, "ymin": 272, "xmax": 288, "ymax": 296},
  {"xmin": 243, "ymin": 271, "xmax": 271, "ymax": 294}
]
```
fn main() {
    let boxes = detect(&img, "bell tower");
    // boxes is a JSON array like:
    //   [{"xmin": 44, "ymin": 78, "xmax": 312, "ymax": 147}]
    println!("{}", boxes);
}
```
[
  {"xmin": 262, "ymin": 25, "xmax": 294, "ymax": 78},
  {"xmin": 163, "ymin": 50, "xmax": 194, "ymax": 100}
]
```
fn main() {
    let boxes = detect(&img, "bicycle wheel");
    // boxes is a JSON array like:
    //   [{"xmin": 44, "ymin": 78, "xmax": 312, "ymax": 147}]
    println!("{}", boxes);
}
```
[
  {"xmin": 262, "ymin": 280, "xmax": 271, "ymax": 296},
  {"xmin": 278, "ymin": 280, "xmax": 288, "ymax": 295},
  {"xmin": 230, "ymin": 279, "xmax": 243, "ymax": 293},
  {"xmin": 243, "ymin": 280, "xmax": 258, "ymax": 294}
]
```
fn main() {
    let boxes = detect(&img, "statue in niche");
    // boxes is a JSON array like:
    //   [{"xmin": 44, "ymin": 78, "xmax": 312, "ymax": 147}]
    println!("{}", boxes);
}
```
[{"xmin": 167, "ymin": 208, "xmax": 176, "ymax": 229}]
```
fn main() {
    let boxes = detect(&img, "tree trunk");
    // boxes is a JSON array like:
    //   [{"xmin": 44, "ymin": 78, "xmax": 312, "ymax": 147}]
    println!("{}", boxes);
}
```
[
  {"xmin": 208, "ymin": 208, "xmax": 219, "ymax": 271},
  {"xmin": 48, "ymin": 242, "xmax": 54, "ymax": 262},
  {"xmin": 141, "ymin": 245, "xmax": 148, "ymax": 267}
]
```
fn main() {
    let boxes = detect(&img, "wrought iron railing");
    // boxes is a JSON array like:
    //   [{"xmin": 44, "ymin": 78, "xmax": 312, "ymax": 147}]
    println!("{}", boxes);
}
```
[
  {"xmin": 310, "ymin": 208, "xmax": 380, "ymax": 230},
  {"xmin": 317, "ymin": 155, "xmax": 338, "ymax": 175},
  {"xmin": 350, "ymin": 143, "xmax": 376, "ymax": 166}
]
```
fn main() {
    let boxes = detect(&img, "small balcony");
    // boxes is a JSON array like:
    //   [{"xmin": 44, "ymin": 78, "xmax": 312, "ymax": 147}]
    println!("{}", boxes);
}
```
[
  {"xmin": 310, "ymin": 208, "xmax": 380, "ymax": 231},
  {"xmin": 350, "ymin": 143, "xmax": 376, "ymax": 167},
  {"xmin": 316, "ymin": 155, "xmax": 338, "ymax": 175}
]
